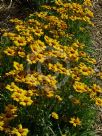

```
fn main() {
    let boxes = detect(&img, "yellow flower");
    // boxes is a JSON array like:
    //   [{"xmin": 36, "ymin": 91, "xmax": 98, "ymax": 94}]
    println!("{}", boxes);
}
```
[
  {"xmin": 97, "ymin": 72, "xmax": 102, "ymax": 79},
  {"xmin": 5, "ymin": 104, "xmax": 17, "ymax": 114},
  {"xmin": 32, "ymin": 28, "xmax": 44, "ymax": 37},
  {"xmin": 6, "ymin": 70, "xmax": 19, "ymax": 76},
  {"xmin": 15, "ymin": 74, "xmax": 25, "ymax": 83},
  {"xmin": 14, "ymin": 88, "xmax": 26, "ymax": 95},
  {"xmin": 95, "ymin": 97, "xmax": 102, "ymax": 106},
  {"xmin": 10, "ymin": 18, "xmax": 23, "ymax": 25},
  {"xmin": 55, "ymin": 95, "xmax": 63, "ymax": 102},
  {"xmin": 84, "ymin": 57, "xmax": 96, "ymax": 64},
  {"xmin": 91, "ymin": 84, "xmax": 102, "ymax": 93},
  {"xmin": 46, "ymin": 91, "xmax": 54, "ymax": 98},
  {"xmin": 3, "ymin": 32, "xmax": 16, "ymax": 37},
  {"xmin": 20, "ymin": 96, "xmax": 33, "ymax": 106},
  {"xmin": 71, "ymin": 98, "xmax": 80, "ymax": 105},
  {"xmin": 68, "ymin": 47, "xmax": 79, "ymax": 61},
  {"xmin": 15, "ymin": 25, "xmax": 26, "ymax": 31},
  {"xmin": 73, "ymin": 81, "xmax": 89, "ymax": 93},
  {"xmin": 24, "ymin": 74, "xmax": 40, "ymax": 86},
  {"xmin": 13, "ymin": 61, "xmax": 24, "ymax": 71},
  {"xmin": 48, "ymin": 62, "xmax": 70, "ymax": 76},
  {"xmin": 69, "ymin": 117, "xmax": 81, "ymax": 127},
  {"xmin": 83, "ymin": 0, "xmax": 92, "ymax": 7},
  {"xmin": 55, "ymin": 0, "xmax": 63, "ymax": 6},
  {"xmin": 13, "ymin": 36, "xmax": 27, "ymax": 46},
  {"xmin": 11, "ymin": 124, "xmax": 29, "ymax": 136},
  {"xmin": 4, "ymin": 47, "xmax": 16, "ymax": 56},
  {"xmin": 36, "ymin": 11, "xmax": 48, "ymax": 18},
  {"xmin": 30, "ymin": 40, "xmax": 46, "ymax": 54},
  {"xmin": 0, "ymin": 121, "xmax": 4, "ymax": 131},
  {"xmin": 79, "ymin": 51, "xmax": 87, "ymax": 57},
  {"xmin": 26, "ymin": 35, "xmax": 34, "ymax": 43},
  {"xmin": 71, "ymin": 67, "xmax": 80, "ymax": 81},
  {"xmin": 18, "ymin": 51, "xmax": 26, "ymax": 58},
  {"xmin": 84, "ymin": 8, "xmax": 94, "ymax": 17},
  {"xmin": 51, "ymin": 112, "xmax": 59, "ymax": 120},
  {"xmin": 26, "ymin": 90, "xmax": 34, "ymax": 97},
  {"xmin": 1, "ymin": 113, "xmax": 17, "ymax": 122},
  {"xmin": 11, "ymin": 92, "xmax": 24, "ymax": 102},
  {"xmin": 27, "ymin": 53, "xmax": 46, "ymax": 64},
  {"xmin": 90, "ymin": 92, "xmax": 97, "ymax": 99},
  {"xmin": 6, "ymin": 82, "xmax": 18, "ymax": 92},
  {"xmin": 79, "ymin": 64, "xmax": 94, "ymax": 76}
]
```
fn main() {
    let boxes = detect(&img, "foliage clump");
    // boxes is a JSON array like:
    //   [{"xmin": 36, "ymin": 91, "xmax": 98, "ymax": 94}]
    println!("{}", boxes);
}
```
[{"xmin": 0, "ymin": 0, "xmax": 102, "ymax": 136}]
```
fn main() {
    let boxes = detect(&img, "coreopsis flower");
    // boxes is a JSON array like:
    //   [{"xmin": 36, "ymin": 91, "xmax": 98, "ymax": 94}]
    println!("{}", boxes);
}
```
[
  {"xmin": 6, "ymin": 70, "xmax": 19, "ymax": 76},
  {"xmin": 5, "ymin": 104, "xmax": 17, "ymax": 114},
  {"xmin": 26, "ymin": 90, "xmax": 34, "ymax": 97},
  {"xmin": 71, "ymin": 97, "xmax": 80, "ymax": 105},
  {"xmin": 26, "ymin": 35, "xmax": 34, "ymax": 43},
  {"xmin": 79, "ymin": 63, "xmax": 94, "ymax": 76},
  {"xmin": 27, "ymin": 53, "xmax": 46, "ymax": 64},
  {"xmin": 72, "ymin": 41, "xmax": 85, "ymax": 49},
  {"xmin": 83, "ymin": 0, "xmax": 92, "ymax": 7},
  {"xmin": 15, "ymin": 74, "xmax": 25, "ymax": 83},
  {"xmin": 71, "ymin": 67, "xmax": 81, "ymax": 81},
  {"xmin": 82, "ymin": 16, "xmax": 93, "ymax": 25},
  {"xmin": 84, "ymin": 8, "xmax": 94, "ymax": 17},
  {"xmin": 13, "ymin": 36, "xmax": 27, "ymax": 46},
  {"xmin": 18, "ymin": 51, "xmax": 26, "ymax": 58},
  {"xmin": 97, "ymin": 72, "xmax": 102, "ymax": 79},
  {"xmin": 3, "ymin": 32, "xmax": 16, "ymax": 37},
  {"xmin": 10, "ymin": 18, "xmax": 23, "ymax": 25},
  {"xmin": 55, "ymin": 0, "xmax": 63, "ymax": 6},
  {"xmin": 73, "ymin": 81, "xmax": 89, "ymax": 93},
  {"xmin": 24, "ymin": 74, "xmax": 40, "ymax": 87},
  {"xmin": 41, "ymin": 5, "xmax": 52, "ymax": 10},
  {"xmin": 69, "ymin": 117, "xmax": 81, "ymax": 127},
  {"xmin": 34, "ymin": 20, "xmax": 43, "ymax": 27},
  {"xmin": 51, "ymin": 112, "xmax": 59, "ymax": 120},
  {"xmin": 20, "ymin": 96, "xmax": 33, "ymax": 106},
  {"xmin": 85, "ymin": 57, "xmax": 96, "ymax": 64},
  {"xmin": 6, "ymin": 82, "xmax": 19, "ymax": 92},
  {"xmin": 13, "ymin": 61, "xmax": 24, "ymax": 71},
  {"xmin": 79, "ymin": 51, "xmax": 87, "ymax": 57},
  {"xmin": 0, "ymin": 121, "xmax": 4, "ymax": 131},
  {"xmin": 4, "ymin": 47, "xmax": 16, "ymax": 56},
  {"xmin": 11, "ymin": 124, "xmax": 29, "ymax": 136},
  {"xmin": 55, "ymin": 95, "xmax": 63, "ymax": 102},
  {"xmin": 44, "ymin": 35, "xmax": 60, "ymax": 48},
  {"xmin": 45, "ymin": 50, "xmax": 66, "ymax": 60},
  {"xmin": 71, "ymin": 73, "xmax": 81, "ymax": 81},
  {"xmin": 48, "ymin": 62, "xmax": 70, "ymax": 75},
  {"xmin": 1, "ymin": 112, "xmax": 17, "ymax": 122},
  {"xmin": 11, "ymin": 92, "xmax": 24, "ymax": 102},
  {"xmin": 15, "ymin": 25, "xmax": 26, "ymax": 32},
  {"xmin": 32, "ymin": 28, "xmax": 44, "ymax": 37},
  {"xmin": 57, "ymin": 21, "xmax": 68, "ymax": 30},
  {"xmin": 91, "ymin": 84, "xmax": 102, "ymax": 93},
  {"xmin": 68, "ymin": 47, "xmax": 79, "ymax": 61},
  {"xmin": 89, "ymin": 91, "xmax": 97, "ymax": 99},
  {"xmin": 61, "ymin": 13, "xmax": 69, "ymax": 20},
  {"xmin": 95, "ymin": 97, "xmax": 102, "ymax": 106},
  {"xmin": 14, "ymin": 88, "xmax": 26, "ymax": 95},
  {"xmin": 30, "ymin": 40, "xmax": 46, "ymax": 54},
  {"xmin": 36, "ymin": 11, "xmax": 48, "ymax": 18},
  {"xmin": 57, "ymin": 7, "xmax": 66, "ymax": 14},
  {"xmin": 46, "ymin": 91, "xmax": 54, "ymax": 98}
]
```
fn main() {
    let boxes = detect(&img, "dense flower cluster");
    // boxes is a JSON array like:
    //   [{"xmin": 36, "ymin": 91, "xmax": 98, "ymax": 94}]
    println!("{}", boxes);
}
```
[{"xmin": 0, "ymin": 0, "xmax": 102, "ymax": 135}]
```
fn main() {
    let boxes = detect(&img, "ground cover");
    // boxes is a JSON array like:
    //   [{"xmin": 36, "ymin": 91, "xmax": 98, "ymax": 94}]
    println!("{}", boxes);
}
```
[{"xmin": 0, "ymin": 0, "xmax": 102, "ymax": 136}]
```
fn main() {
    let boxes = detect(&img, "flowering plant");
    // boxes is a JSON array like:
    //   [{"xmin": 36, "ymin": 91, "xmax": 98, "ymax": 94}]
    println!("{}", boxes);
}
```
[{"xmin": 0, "ymin": 0, "xmax": 102, "ymax": 136}]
